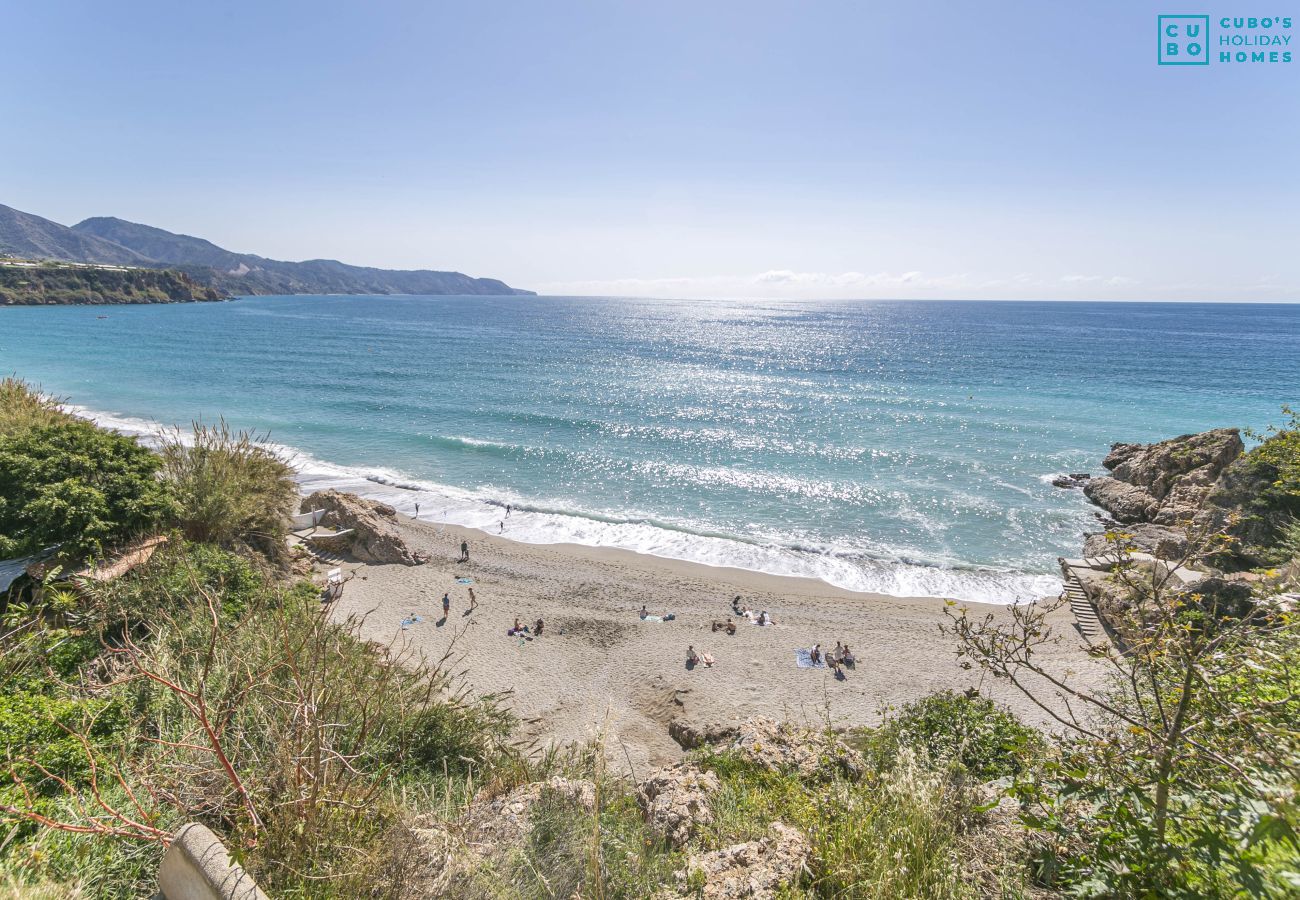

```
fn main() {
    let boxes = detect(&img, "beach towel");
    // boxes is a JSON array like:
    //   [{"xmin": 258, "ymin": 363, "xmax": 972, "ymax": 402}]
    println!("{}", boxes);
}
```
[
  {"xmin": 794, "ymin": 648, "xmax": 826, "ymax": 668},
  {"xmin": 641, "ymin": 615, "xmax": 665, "ymax": 623},
  {"xmin": 401, "ymin": 615, "xmax": 424, "ymax": 630},
  {"xmin": 456, "ymin": 577, "xmax": 474, "ymax": 584}
]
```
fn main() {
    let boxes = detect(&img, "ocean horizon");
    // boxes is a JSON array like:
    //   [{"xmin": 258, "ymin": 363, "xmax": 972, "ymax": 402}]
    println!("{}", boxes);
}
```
[{"xmin": 3, "ymin": 294, "xmax": 1297, "ymax": 603}]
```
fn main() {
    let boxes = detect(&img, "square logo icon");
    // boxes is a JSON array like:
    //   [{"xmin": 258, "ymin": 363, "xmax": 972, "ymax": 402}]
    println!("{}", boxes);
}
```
[{"xmin": 1159, "ymin": 15, "xmax": 1211, "ymax": 65}]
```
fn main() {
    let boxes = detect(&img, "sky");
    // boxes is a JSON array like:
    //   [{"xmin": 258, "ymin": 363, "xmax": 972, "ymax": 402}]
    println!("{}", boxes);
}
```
[{"xmin": 2, "ymin": 1, "xmax": 1297, "ymax": 300}]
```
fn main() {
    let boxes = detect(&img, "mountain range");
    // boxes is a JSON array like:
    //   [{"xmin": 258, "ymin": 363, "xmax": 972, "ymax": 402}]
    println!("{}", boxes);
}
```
[{"xmin": 0, "ymin": 203, "xmax": 533, "ymax": 296}]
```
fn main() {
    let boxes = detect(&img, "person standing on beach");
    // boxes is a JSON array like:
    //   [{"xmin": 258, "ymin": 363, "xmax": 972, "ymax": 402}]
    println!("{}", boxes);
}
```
[
  {"xmin": 460, "ymin": 540, "xmax": 469, "ymax": 563},
  {"xmin": 442, "ymin": 593, "xmax": 450, "ymax": 618},
  {"xmin": 468, "ymin": 587, "xmax": 477, "ymax": 611},
  {"xmin": 414, "ymin": 501, "xmax": 420, "ymax": 520}
]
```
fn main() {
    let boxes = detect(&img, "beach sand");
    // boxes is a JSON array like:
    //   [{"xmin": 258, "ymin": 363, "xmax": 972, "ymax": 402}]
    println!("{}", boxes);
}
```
[{"xmin": 327, "ymin": 517, "xmax": 1105, "ymax": 774}]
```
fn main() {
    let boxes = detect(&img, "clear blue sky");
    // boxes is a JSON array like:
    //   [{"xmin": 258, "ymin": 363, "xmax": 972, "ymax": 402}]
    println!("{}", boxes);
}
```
[{"xmin": 3, "ymin": 1, "xmax": 1297, "ymax": 299}]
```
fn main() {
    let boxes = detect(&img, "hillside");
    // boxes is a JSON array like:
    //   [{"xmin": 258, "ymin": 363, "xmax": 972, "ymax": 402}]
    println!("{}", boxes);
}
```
[
  {"xmin": 0, "ymin": 260, "xmax": 225, "ymax": 305},
  {"xmin": 0, "ymin": 202, "xmax": 533, "ymax": 296},
  {"xmin": 74, "ymin": 216, "xmax": 534, "ymax": 296},
  {"xmin": 0, "ymin": 204, "xmax": 151, "ymax": 266}
]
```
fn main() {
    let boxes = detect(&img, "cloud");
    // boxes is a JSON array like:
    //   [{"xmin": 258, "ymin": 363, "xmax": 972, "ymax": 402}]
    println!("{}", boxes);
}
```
[
  {"xmin": 1061, "ymin": 274, "xmax": 1139, "ymax": 287},
  {"xmin": 752, "ymin": 269, "xmax": 927, "ymax": 287}
]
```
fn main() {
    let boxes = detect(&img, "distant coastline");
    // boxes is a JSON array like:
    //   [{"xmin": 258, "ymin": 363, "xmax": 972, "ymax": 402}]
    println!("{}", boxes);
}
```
[
  {"xmin": 0, "ymin": 201, "xmax": 534, "ymax": 297},
  {"xmin": 0, "ymin": 259, "xmax": 225, "ymax": 305}
]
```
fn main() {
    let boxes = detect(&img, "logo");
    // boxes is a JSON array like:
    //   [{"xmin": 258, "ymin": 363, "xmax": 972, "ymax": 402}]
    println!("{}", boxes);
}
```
[
  {"xmin": 1158, "ymin": 14, "xmax": 1294, "ymax": 65},
  {"xmin": 1159, "ymin": 15, "xmax": 1210, "ymax": 64}
]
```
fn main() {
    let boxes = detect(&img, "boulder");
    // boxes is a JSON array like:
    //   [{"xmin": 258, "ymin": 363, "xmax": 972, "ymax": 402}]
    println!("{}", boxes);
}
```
[
  {"xmin": 1082, "ymin": 524, "xmax": 1190, "ymax": 560},
  {"xmin": 672, "ymin": 822, "xmax": 810, "ymax": 899},
  {"xmin": 1051, "ymin": 473, "xmax": 1091, "ymax": 489},
  {"xmin": 637, "ymin": 763, "xmax": 721, "ymax": 849},
  {"xmin": 1081, "ymin": 477, "xmax": 1156, "ymax": 524},
  {"xmin": 729, "ymin": 718, "xmax": 865, "ymax": 781},
  {"xmin": 461, "ymin": 777, "xmax": 596, "ymax": 857},
  {"xmin": 300, "ymin": 489, "xmax": 420, "ymax": 565},
  {"xmin": 413, "ymin": 776, "xmax": 596, "ymax": 892},
  {"xmin": 669, "ymin": 719, "xmax": 740, "ymax": 751}
]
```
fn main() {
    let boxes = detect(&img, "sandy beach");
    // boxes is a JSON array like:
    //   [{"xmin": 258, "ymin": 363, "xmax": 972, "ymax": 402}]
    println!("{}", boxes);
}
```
[{"xmin": 325, "ymin": 517, "xmax": 1105, "ymax": 774}]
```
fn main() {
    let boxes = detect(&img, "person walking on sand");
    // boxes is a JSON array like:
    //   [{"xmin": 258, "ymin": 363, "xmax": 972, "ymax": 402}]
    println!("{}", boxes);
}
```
[
  {"xmin": 468, "ymin": 587, "xmax": 477, "ymax": 611},
  {"xmin": 442, "ymin": 593, "xmax": 451, "ymax": 618},
  {"xmin": 460, "ymin": 540, "xmax": 469, "ymax": 563},
  {"xmin": 414, "ymin": 501, "xmax": 420, "ymax": 520}
]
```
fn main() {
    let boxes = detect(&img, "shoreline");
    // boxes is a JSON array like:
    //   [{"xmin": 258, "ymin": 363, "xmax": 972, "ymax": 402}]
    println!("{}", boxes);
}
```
[
  {"xmin": 322, "ymin": 512, "xmax": 1105, "ymax": 772},
  {"xmin": 68, "ymin": 401, "xmax": 1069, "ymax": 607}
]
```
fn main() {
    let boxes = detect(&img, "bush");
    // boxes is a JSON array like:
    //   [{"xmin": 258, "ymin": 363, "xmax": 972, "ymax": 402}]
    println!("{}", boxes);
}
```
[
  {"xmin": 873, "ymin": 690, "xmax": 1041, "ymax": 780},
  {"xmin": 0, "ymin": 420, "xmax": 174, "ymax": 558},
  {"xmin": 156, "ymin": 421, "xmax": 297, "ymax": 556},
  {"xmin": 0, "ymin": 378, "xmax": 71, "ymax": 437}
]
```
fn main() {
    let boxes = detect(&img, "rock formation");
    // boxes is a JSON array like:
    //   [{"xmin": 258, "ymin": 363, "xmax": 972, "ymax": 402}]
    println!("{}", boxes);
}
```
[
  {"xmin": 667, "ymin": 822, "xmax": 811, "ymax": 899},
  {"xmin": 1082, "ymin": 523, "xmax": 1190, "ymax": 561},
  {"xmin": 670, "ymin": 716, "xmax": 865, "ymax": 782},
  {"xmin": 731, "ymin": 718, "xmax": 865, "ymax": 781},
  {"xmin": 1082, "ymin": 428, "xmax": 1243, "ymax": 525},
  {"xmin": 637, "ymin": 763, "xmax": 721, "ymax": 849},
  {"xmin": 300, "ymin": 489, "xmax": 421, "ymax": 565}
]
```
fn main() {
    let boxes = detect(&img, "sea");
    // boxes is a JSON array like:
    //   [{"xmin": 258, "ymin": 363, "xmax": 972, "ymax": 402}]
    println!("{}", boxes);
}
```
[{"xmin": 2, "ymin": 296, "xmax": 1297, "ymax": 603}]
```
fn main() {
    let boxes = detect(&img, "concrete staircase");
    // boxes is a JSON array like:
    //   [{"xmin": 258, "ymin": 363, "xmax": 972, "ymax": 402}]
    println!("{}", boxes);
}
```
[{"xmin": 1063, "ymin": 572, "xmax": 1103, "ymax": 640}]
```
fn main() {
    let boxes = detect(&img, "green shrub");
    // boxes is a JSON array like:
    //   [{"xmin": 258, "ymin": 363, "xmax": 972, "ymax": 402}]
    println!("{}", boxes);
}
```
[
  {"xmin": 695, "ymin": 745, "xmax": 996, "ymax": 899},
  {"xmin": 0, "ymin": 419, "xmax": 174, "ymax": 558},
  {"xmin": 156, "ymin": 420, "xmax": 297, "ymax": 556},
  {"xmin": 0, "ymin": 378, "xmax": 71, "ymax": 437},
  {"xmin": 0, "ymin": 691, "xmax": 127, "ymax": 789},
  {"xmin": 873, "ymin": 690, "xmax": 1041, "ymax": 780}
]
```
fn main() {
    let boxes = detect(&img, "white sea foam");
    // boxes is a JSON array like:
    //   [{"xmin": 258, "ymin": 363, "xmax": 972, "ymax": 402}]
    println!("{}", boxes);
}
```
[{"xmin": 70, "ymin": 404, "xmax": 1061, "ymax": 604}]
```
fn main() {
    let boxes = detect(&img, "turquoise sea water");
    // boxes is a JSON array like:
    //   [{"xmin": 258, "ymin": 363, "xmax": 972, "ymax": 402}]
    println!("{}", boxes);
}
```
[{"xmin": 2, "ymin": 296, "xmax": 1297, "ymax": 602}]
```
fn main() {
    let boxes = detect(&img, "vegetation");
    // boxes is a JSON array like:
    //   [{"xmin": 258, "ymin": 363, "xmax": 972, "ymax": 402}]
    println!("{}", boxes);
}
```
[
  {"xmin": 948, "ymin": 521, "xmax": 1300, "ymax": 896},
  {"xmin": 2, "ymin": 382, "xmax": 1298, "ymax": 899},
  {"xmin": 157, "ymin": 420, "xmax": 298, "ymax": 556},
  {"xmin": 0, "ymin": 417, "xmax": 174, "ymax": 559},
  {"xmin": 0, "ymin": 260, "xmax": 224, "ymax": 305},
  {"xmin": 1212, "ymin": 405, "xmax": 1300, "ymax": 566}
]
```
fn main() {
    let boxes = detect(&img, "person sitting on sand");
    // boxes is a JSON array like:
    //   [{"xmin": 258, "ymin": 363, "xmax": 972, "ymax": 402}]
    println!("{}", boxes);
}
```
[
  {"xmin": 810, "ymin": 643, "xmax": 822, "ymax": 665},
  {"xmin": 841, "ymin": 645, "xmax": 855, "ymax": 668},
  {"xmin": 758, "ymin": 610, "xmax": 772, "ymax": 626},
  {"xmin": 640, "ymin": 605, "xmax": 649, "ymax": 619},
  {"xmin": 534, "ymin": 617, "xmax": 544, "ymax": 636},
  {"xmin": 509, "ymin": 617, "xmax": 530, "ymax": 636},
  {"xmin": 687, "ymin": 645, "xmax": 699, "ymax": 665},
  {"xmin": 725, "ymin": 617, "xmax": 736, "ymax": 635},
  {"xmin": 732, "ymin": 595, "xmax": 744, "ymax": 614}
]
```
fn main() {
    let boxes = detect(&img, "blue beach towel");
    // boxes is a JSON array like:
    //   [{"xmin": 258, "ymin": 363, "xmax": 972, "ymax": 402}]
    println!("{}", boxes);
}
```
[
  {"xmin": 401, "ymin": 615, "xmax": 424, "ymax": 630},
  {"xmin": 456, "ymin": 577, "xmax": 474, "ymax": 584},
  {"xmin": 794, "ymin": 649, "xmax": 826, "ymax": 668}
]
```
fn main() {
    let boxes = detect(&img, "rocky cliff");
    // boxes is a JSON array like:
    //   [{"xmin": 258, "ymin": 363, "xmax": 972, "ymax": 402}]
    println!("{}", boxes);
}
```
[
  {"xmin": 0, "ymin": 261, "xmax": 225, "ymax": 305},
  {"xmin": 1082, "ymin": 428, "xmax": 1244, "ymax": 526}
]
